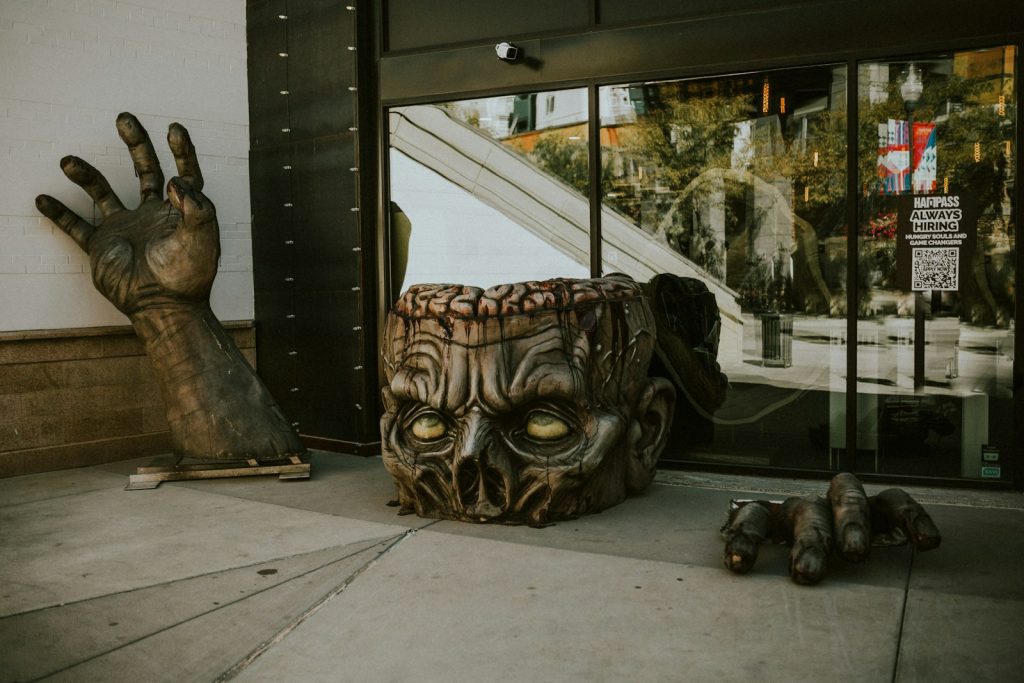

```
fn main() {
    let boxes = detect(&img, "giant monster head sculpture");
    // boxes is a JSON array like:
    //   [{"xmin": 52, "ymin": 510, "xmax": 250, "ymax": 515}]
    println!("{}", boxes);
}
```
[{"xmin": 380, "ymin": 275, "xmax": 676, "ymax": 525}]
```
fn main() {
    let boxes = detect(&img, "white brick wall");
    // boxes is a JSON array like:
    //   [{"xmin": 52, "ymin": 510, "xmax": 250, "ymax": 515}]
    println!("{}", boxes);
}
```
[{"xmin": 0, "ymin": 0, "xmax": 251, "ymax": 331}]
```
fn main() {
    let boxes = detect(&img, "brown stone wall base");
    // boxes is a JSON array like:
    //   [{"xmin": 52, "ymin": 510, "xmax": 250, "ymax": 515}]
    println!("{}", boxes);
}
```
[
  {"xmin": 0, "ymin": 432, "xmax": 173, "ymax": 478},
  {"xmin": 1, "ymin": 322, "xmax": 255, "ymax": 478}
]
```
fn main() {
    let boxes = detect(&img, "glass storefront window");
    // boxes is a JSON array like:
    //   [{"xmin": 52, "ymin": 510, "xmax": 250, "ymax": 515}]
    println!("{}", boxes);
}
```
[
  {"xmin": 384, "ymin": 49, "xmax": 1017, "ymax": 485},
  {"xmin": 856, "ymin": 47, "xmax": 1016, "ymax": 480},
  {"xmin": 387, "ymin": 89, "xmax": 590, "ymax": 301},
  {"xmin": 599, "ymin": 66, "xmax": 849, "ymax": 471}
]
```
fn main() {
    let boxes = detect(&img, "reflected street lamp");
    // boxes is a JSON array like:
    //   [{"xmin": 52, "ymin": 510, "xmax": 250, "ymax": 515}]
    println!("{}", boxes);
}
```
[
  {"xmin": 901, "ymin": 63, "xmax": 926, "ymax": 390},
  {"xmin": 900, "ymin": 64, "xmax": 924, "ymax": 114}
]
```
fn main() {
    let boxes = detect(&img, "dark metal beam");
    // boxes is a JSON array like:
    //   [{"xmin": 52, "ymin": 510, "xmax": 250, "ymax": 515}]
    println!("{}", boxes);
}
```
[{"xmin": 380, "ymin": 0, "xmax": 1023, "ymax": 105}]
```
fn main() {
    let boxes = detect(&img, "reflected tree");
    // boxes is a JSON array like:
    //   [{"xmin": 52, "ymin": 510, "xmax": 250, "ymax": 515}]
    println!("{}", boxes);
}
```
[
  {"xmin": 527, "ymin": 134, "xmax": 593, "ymax": 197},
  {"xmin": 601, "ymin": 87, "xmax": 846, "ymax": 315}
]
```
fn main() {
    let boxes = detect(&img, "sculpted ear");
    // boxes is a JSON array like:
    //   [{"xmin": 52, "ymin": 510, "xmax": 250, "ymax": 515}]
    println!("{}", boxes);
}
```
[
  {"xmin": 625, "ymin": 377, "xmax": 676, "ymax": 492},
  {"xmin": 381, "ymin": 385, "xmax": 397, "ymax": 413}
]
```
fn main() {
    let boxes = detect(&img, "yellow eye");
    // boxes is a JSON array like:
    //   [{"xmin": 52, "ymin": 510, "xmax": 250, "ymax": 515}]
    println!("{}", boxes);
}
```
[
  {"xmin": 525, "ymin": 412, "xmax": 571, "ymax": 441},
  {"xmin": 410, "ymin": 413, "xmax": 447, "ymax": 441}
]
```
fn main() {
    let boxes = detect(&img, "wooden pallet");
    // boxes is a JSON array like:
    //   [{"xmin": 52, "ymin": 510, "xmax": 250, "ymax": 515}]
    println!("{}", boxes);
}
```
[{"xmin": 125, "ymin": 454, "xmax": 310, "ymax": 490}]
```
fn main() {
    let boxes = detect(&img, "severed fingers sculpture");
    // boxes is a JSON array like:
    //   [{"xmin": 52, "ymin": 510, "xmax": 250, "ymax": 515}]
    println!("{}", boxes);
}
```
[
  {"xmin": 36, "ymin": 113, "xmax": 305, "ymax": 461},
  {"xmin": 721, "ymin": 472, "xmax": 941, "ymax": 585},
  {"xmin": 380, "ymin": 275, "xmax": 676, "ymax": 525}
]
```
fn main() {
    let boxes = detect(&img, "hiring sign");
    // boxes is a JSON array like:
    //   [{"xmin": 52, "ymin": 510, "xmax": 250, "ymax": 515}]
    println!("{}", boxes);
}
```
[{"xmin": 896, "ymin": 194, "xmax": 976, "ymax": 292}]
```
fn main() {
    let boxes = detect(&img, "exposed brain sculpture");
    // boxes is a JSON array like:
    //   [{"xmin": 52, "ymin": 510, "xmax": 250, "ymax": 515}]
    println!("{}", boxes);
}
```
[{"xmin": 380, "ymin": 275, "xmax": 676, "ymax": 525}]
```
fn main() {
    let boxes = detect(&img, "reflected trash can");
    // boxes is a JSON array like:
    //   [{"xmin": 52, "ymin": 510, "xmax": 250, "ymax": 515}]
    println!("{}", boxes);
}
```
[{"xmin": 761, "ymin": 313, "xmax": 792, "ymax": 367}]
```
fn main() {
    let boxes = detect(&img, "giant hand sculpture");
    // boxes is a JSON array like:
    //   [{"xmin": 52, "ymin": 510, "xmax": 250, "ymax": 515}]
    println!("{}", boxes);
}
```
[
  {"xmin": 37, "ymin": 113, "xmax": 305, "ymax": 461},
  {"xmin": 721, "ymin": 473, "xmax": 941, "ymax": 585}
]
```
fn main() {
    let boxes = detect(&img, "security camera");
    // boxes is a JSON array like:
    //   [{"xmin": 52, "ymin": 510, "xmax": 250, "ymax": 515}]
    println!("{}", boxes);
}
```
[{"xmin": 495, "ymin": 41, "xmax": 520, "ymax": 63}]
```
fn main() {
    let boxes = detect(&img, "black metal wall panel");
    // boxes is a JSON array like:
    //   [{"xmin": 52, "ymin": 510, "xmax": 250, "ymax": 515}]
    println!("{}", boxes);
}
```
[
  {"xmin": 292, "ymin": 292, "xmax": 364, "ymax": 437},
  {"xmin": 288, "ymin": 0, "xmax": 356, "ymax": 139},
  {"xmin": 248, "ymin": 145, "xmax": 294, "ymax": 294},
  {"xmin": 248, "ymin": 1, "xmax": 379, "ymax": 451},
  {"xmin": 290, "ymin": 137, "xmax": 359, "ymax": 293},
  {"xmin": 251, "ymin": 289, "xmax": 300, "ymax": 426},
  {"xmin": 597, "ymin": 0, "xmax": 821, "ymax": 26},
  {"xmin": 247, "ymin": 0, "xmax": 290, "ymax": 147},
  {"xmin": 250, "ymin": 140, "xmax": 359, "ymax": 292},
  {"xmin": 385, "ymin": 0, "xmax": 591, "ymax": 52}
]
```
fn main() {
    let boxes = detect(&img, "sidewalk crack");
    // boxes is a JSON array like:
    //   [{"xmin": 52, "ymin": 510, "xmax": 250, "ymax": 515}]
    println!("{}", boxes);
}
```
[
  {"xmin": 13, "ymin": 534, "xmax": 407, "ymax": 682},
  {"xmin": 890, "ymin": 547, "xmax": 917, "ymax": 683},
  {"xmin": 215, "ymin": 524, "xmax": 431, "ymax": 681}
]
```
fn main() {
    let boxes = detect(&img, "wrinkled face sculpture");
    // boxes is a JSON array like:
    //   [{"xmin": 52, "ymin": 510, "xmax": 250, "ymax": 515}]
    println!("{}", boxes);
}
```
[{"xmin": 380, "ymin": 275, "xmax": 676, "ymax": 525}]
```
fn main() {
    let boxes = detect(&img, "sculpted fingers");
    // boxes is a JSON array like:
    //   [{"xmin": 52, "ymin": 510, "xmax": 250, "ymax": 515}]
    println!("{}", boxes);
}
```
[
  {"xmin": 116, "ymin": 112, "xmax": 164, "ymax": 202},
  {"xmin": 36, "ymin": 194, "xmax": 94, "ymax": 250},
  {"xmin": 784, "ymin": 497, "xmax": 834, "ymax": 586},
  {"xmin": 721, "ymin": 475, "xmax": 941, "ymax": 586},
  {"xmin": 167, "ymin": 123, "xmax": 204, "ymax": 191},
  {"xmin": 721, "ymin": 500, "xmax": 775, "ymax": 575},
  {"xmin": 58, "ymin": 156, "xmax": 125, "ymax": 217},
  {"xmin": 722, "ymin": 496, "xmax": 834, "ymax": 585},
  {"xmin": 149, "ymin": 177, "xmax": 219, "ymax": 297},
  {"xmin": 166, "ymin": 177, "xmax": 215, "ymax": 228},
  {"xmin": 828, "ymin": 473, "xmax": 871, "ymax": 562},
  {"xmin": 870, "ymin": 489, "xmax": 942, "ymax": 551}
]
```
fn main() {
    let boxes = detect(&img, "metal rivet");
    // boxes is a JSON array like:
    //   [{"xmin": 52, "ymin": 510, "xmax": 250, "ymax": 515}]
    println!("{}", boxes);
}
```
[
  {"xmin": 348, "ymin": 126, "xmax": 358, "ymax": 132},
  {"xmin": 281, "ymin": 127, "xmax": 291, "ymax": 133},
  {"xmin": 283, "ymin": 202, "xmax": 293, "ymax": 207},
  {"xmin": 348, "ymin": 86, "xmax": 357, "ymax": 92},
  {"xmin": 352, "ymin": 247, "xmax": 361, "ymax": 252},
  {"xmin": 351, "ymin": 286, "xmax": 360, "ymax": 292},
  {"xmin": 350, "ymin": 207, "xmax": 359, "ymax": 212},
  {"xmin": 284, "ymin": 277, "xmax": 294, "ymax": 282},
  {"xmin": 347, "ymin": 46, "xmax": 356, "ymax": 51},
  {"xmin": 353, "ymin": 365, "xmax": 364, "ymax": 371},
  {"xmin": 352, "ymin": 326, "xmax": 362, "ymax": 331},
  {"xmin": 286, "ymin": 314, "xmax": 296, "ymax": 319},
  {"xmin": 349, "ymin": 167, "xmax": 358, "ymax": 172},
  {"xmin": 280, "ymin": 90, "xmax": 289, "ymax": 95},
  {"xmin": 282, "ymin": 165, "xmax": 292, "ymax": 170},
  {"xmin": 278, "ymin": 52, "xmax": 288, "ymax": 57},
  {"xmin": 284, "ymin": 239, "xmax": 294, "ymax": 245},
  {"xmin": 288, "ymin": 351, "xmax": 298, "ymax": 356},
  {"xmin": 278, "ymin": 14, "xmax": 288, "ymax": 19}
]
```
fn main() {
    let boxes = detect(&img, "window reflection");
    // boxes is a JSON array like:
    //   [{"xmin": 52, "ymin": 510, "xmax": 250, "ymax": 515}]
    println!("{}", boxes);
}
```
[
  {"xmin": 856, "ymin": 47, "xmax": 1016, "ymax": 480},
  {"xmin": 386, "ymin": 52, "xmax": 1015, "ymax": 483},
  {"xmin": 387, "ymin": 89, "xmax": 591, "ymax": 297},
  {"xmin": 599, "ymin": 66, "xmax": 848, "ymax": 471}
]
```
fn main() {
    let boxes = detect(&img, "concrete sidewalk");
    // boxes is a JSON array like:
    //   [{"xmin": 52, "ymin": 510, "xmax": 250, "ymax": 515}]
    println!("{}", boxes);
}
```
[{"xmin": 1, "ymin": 452, "xmax": 1021, "ymax": 682}]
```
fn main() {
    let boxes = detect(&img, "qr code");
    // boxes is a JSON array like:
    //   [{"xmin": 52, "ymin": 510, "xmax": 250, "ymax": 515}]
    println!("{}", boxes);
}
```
[{"xmin": 912, "ymin": 248, "xmax": 959, "ymax": 291}]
